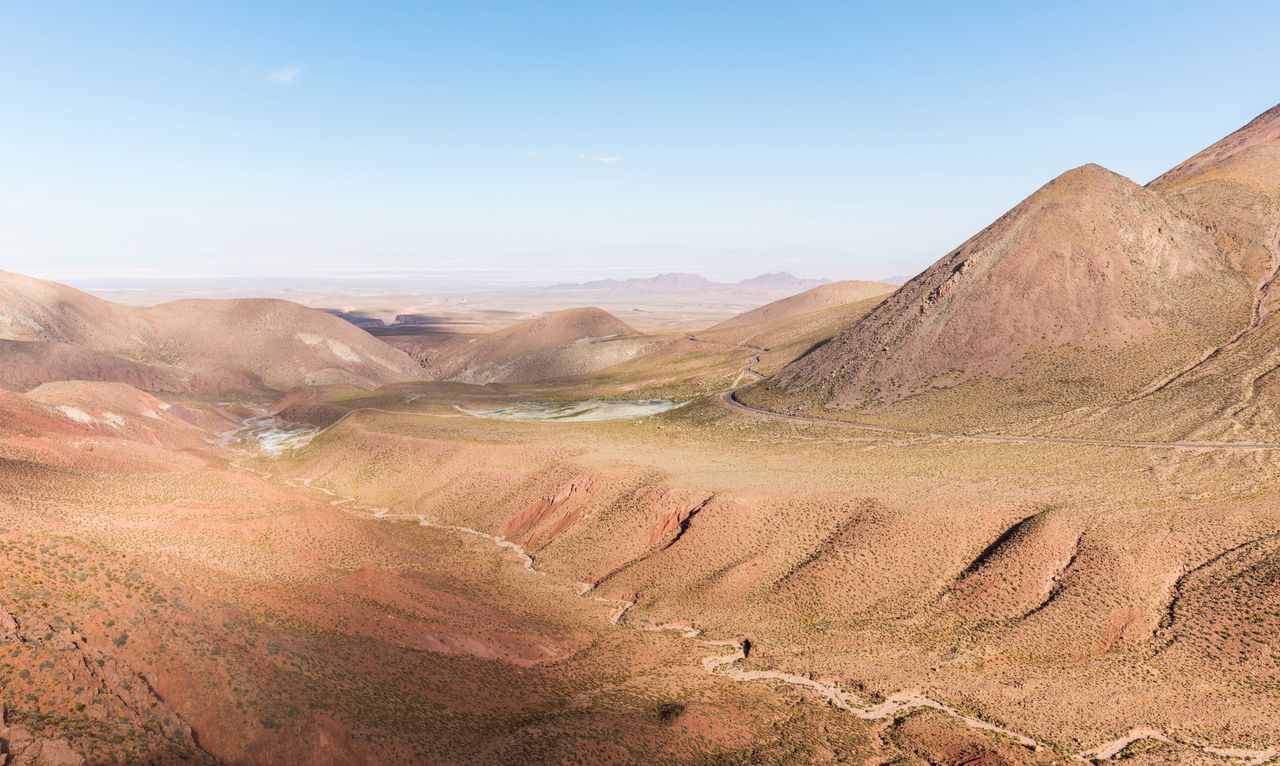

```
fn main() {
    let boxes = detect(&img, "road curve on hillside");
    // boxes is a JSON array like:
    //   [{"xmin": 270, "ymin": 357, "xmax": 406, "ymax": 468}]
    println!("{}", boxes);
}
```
[{"xmin": 715, "ymin": 366, "xmax": 1280, "ymax": 452}]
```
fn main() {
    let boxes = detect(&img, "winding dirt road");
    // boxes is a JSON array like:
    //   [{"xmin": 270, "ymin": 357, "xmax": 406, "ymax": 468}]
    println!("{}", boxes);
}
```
[
  {"xmin": 713, "ymin": 356, "xmax": 1280, "ymax": 452},
  {"xmin": 224, "ymin": 408, "xmax": 1280, "ymax": 765}
]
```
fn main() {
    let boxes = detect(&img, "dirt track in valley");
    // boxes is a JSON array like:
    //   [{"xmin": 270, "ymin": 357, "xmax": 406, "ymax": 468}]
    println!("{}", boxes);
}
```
[
  {"xmin": 714, "ymin": 358, "xmax": 1280, "ymax": 452},
  {"xmin": 223, "ymin": 412, "xmax": 1280, "ymax": 765}
]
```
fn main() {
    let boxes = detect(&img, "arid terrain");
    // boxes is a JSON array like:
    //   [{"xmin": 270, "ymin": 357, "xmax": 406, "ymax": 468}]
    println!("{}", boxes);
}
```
[{"xmin": 3, "ymin": 103, "xmax": 1280, "ymax": 766}]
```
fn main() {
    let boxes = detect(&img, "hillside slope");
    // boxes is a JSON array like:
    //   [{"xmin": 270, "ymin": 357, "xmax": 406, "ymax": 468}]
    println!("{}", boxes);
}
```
[
  {"xmin": 0, "ymin": 270, "xmax": 156, "ymax": 352},
  {"xmin": 693, "ymin": 281, "xmax": 897, "ymax": 379},
  {"xmin": 0, "ymin": 340, "xmax": 185, "ymax": 393},
  {"xmin": 0, "ymin": 272, "xmax": 424, "ymax": 394},
  {"xmin": 427, "ymin": 307, "xmax": 650, "ymax": 385},
  {"xmin": 705, "ymin": 280, "xmax": 897, "ymax": 338},
  {"xmin": 766, "ymin": 164, "xmax": 1247, "ymax": 422},
  {"xmin": 1066, "ymin": 103, "xmax": 1280, "ymax": 439},
  {"xmin": 142, "ymin": 299, "xmax": 425, "ymax": 392}
]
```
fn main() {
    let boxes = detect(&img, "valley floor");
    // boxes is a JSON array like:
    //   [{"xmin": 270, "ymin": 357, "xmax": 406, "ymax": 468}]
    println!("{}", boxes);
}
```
[{"xmin": 5, "ymin": 372, "xmax": 1280, "ymax": 765}]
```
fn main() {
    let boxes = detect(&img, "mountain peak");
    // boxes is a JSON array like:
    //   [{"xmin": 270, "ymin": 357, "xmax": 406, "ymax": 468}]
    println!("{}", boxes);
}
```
[{"xmin": 765, "ymin": 156, "xmax": 1239, "ymax": 413}]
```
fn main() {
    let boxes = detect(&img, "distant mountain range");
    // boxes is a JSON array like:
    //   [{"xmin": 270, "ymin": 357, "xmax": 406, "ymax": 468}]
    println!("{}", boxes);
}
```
[{"xmin": 550, "ymin": 271, "xmax": 828, "ymax": 291}]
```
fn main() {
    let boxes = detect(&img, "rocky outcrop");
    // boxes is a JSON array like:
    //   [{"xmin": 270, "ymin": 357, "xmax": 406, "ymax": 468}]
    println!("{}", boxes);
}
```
[
  {"xmin": 505, "ymin": 475, "xmax": 598, "ymax": 545},
  {"xmin": 51, "ymin": 630, "xmax": 196, "ymax": 746},
  {"xmin": 0, "ymin": 610, "xmax": 17, "ymax": 643},
  {"xmin": 2, "ymin": 607, "xmax": 198, "ymax": 758},
  {"xmin": 646, "ymin": 494, "xmax": 714, "ymax": 549},
  {"xmin": 0, "ymin": 706, "xmax": 85, "ymax": 766}
]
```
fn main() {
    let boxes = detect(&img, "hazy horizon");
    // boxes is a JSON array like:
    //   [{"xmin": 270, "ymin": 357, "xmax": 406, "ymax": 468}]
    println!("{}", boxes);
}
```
[
  {"xmin": 24, "ymin": 257, "xmax": 885, "ymax": 292},
  {"xmin": 42, "ymin": 262, "xmax": 878, "ymax": 293}
]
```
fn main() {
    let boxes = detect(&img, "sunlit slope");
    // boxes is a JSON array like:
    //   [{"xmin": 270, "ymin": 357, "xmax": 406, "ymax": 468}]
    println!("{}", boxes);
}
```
[
  {"xmin": 764, "ymin": 164, "xmax": 1248, "ymax": 426},
  {"xmin": 425, "ymin": 307, "xmax": 652, "ymax": 384},
  {"xmin": 0, "ymin": 271, "xmax": 425, "ymax": 394}
]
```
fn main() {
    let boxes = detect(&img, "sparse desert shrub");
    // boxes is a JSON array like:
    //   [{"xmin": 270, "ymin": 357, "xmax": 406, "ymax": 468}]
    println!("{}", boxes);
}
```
[{"xmin": 656, "ymin": 702, "xmax": 685, "ymax": 723}]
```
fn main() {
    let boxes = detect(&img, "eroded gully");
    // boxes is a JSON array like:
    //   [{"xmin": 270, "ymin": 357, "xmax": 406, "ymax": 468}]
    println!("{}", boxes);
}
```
[{"xmin": 225, "ymin": 368, "xmax": 1280, "ymax": 763}]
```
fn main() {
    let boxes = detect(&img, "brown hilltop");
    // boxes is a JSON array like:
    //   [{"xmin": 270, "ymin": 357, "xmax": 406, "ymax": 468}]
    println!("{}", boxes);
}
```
[
  {"xmin": 427, "ymin": 306, "xmax": 650, "ymax": 384},
  {"xmin": 143, "ymin": 298, "xmax": 425, "ymax": 392},
  {"xmin": 768, "ymin": 163, "xmax": 1248, "ymax": 414},
  {"xmin": 461, "ymin": 306, "xmax": 639, "ymax": 359},
  {"xmin": 0, "ymin": 271, "xmax": 425, "ymax": 394},
  {"xmin": 0, "ymin": 270, "xmax": 156, "ymax": 352},
  {"xmin": 705, "ymin": 280, "xmax": 896, "ymax": 338}
]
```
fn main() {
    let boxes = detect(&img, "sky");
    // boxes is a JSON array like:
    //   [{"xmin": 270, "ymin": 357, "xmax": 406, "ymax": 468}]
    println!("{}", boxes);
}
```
[{"xmin": 2, "ymin": 1, "xmax": 1279, "ymax": 287}]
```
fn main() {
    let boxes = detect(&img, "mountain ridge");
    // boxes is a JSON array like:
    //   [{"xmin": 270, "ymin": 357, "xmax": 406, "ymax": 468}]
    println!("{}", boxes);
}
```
[
  {"xmin": 0, "ymin": 270, "xmax": 425, "ymax": 394},
  {"xmin": 756, "ymin": 102, "xmax": 1280, "ymax": 432},
  {"xmin": 551, "ymin": 271, "xmax": 828, "ymax": 291}
]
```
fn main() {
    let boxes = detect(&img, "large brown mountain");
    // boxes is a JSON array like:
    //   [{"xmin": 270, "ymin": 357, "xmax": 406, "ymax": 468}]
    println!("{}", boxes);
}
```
[
  {"xmin": 759, "ymin": 103, "xmax": 1280, "ymax": 435},
  {"xmin": 0, "ymin": 271, "xmax": 424, "ymax": 394}
]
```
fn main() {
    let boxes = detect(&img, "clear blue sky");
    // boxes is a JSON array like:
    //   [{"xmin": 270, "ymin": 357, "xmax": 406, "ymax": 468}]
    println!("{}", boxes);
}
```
[{"xmin": 2, "ymin": 1, "xmax": 1278, "ymax": 285}]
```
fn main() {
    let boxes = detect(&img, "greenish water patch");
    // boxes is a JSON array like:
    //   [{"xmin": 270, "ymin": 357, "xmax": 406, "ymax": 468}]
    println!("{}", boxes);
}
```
[{"xmin": 455, "ymin": 399, "xmax": 680, "ymax": 422}]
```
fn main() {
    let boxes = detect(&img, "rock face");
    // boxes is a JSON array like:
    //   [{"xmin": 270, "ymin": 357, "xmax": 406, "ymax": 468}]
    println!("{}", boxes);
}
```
[
  {"xmin": 0, "ymin": 610, "xmax": 19, "ymax": 642},
  {"xmin": 0, "ymin": 706, "xmax": 85, "ymax": 766},
  {"xmin": 645, "ymin": 494, "xmax": 713, "ymax": 549},
  {"xmin": 505, "ymin": 475, "xmax": 598, "ymax": 545},
  {"xmin": 770, "ymin": 162, "xmax": 1250, "ymax": 410},
  {"xmin": 0, "ymin": 600, "xmax": 201, "ymax": 765}
]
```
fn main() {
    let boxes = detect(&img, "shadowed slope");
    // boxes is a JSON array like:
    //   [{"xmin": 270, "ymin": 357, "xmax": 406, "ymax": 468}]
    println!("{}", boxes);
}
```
[{"xmin": 0, "ymin": 340, "xmax": 185, "ymax": 393}]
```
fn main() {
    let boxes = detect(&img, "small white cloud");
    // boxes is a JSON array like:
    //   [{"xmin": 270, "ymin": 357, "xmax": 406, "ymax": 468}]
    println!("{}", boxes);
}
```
[
  {"xmin": 526, "ymin": 149, "xmax": 624, "ymax": 166},
  {"xmin": 266, "ymin": 65, "xmax": 302, "ymax": 86}
]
